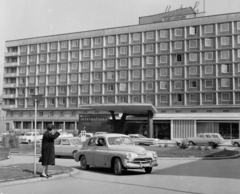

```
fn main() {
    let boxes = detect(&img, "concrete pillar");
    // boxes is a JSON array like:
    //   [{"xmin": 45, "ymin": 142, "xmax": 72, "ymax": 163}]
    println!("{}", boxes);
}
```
[
  {"xmin": 21, "ymin": 121, "xmax": 23, "ymax": 134},
  {"xmin": 148, "ymin": 111, "xmax": 153, "ymax": 138}
]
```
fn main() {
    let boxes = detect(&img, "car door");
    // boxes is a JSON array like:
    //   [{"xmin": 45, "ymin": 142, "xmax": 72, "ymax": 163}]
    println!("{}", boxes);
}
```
[
  {"xmin": 61, "ymin": 139, "xmax": 72, "ymax": 156},
  {"xmin": 84, "ymin": 137, "xmax": 97, "ymax": 166},
  {"xmin": 94, "ymin": 137, "xmax": 107, "ymax": 167},
  {"xmin": 54, "ymin": 139, "xmax": 61, "ymax": 156}
]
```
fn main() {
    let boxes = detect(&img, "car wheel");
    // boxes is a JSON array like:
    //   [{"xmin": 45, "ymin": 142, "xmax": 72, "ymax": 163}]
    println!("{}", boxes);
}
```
[
  {"xmin": 114, "ymin": 158, "xmax": 123, "ymax": 175},
  {"xmin": 233, "ymin": 142, "xmax": 240, "ymax": 147},
  {"xmin": 188, "ymin": 141, "xmax": 195, "ymax": 146},
  {"xmin": 80, "ymin": 155, "xmax": 89, "ymax": 170},
  {"xmin": 145, "ymin": 167, "xmax": 152, "ymax": 174},
  {"xmin": 209, "ymin": 142, "xmax": 217, "ymax": 148},
  {"xmin": 28, "ymin": 140, "xmax": 31, "ymax": 144},
  {"xmin": 72, "ymin": 150, "xmax": 77, "ymax": 158}
]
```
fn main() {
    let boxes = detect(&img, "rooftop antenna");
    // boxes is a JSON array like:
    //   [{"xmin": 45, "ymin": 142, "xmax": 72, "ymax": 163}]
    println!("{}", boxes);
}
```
[
  {"xmin": 203, "ymin": 0, "xmax": 205, "ymax": 12},
  {"xmin": 193, "ymin": 1, "xmax": 200, "ymax": 12},
  {"xmin": 165, "ymin": 5, "xmax": 171, "ymax": 12}
]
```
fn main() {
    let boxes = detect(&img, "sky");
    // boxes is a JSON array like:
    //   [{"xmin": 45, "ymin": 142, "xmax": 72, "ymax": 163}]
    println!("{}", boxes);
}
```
[{"xmin": 1, "ymin": 0, "xmax": 240, "ymax": 96}]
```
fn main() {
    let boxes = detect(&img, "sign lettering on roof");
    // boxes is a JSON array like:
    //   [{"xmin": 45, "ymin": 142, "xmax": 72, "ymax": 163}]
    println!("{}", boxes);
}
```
[{"xmin": 79, "ymin": 114, "xmax": 110, "ymax": 122}]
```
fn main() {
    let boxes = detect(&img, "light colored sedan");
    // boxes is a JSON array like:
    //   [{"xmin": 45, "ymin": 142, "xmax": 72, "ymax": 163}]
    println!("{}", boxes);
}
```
[
  {"xmin": 54, "ymin": 137, "xmax": 82, "ymax": 158},
  {"xmin": 231, "ymin": 139, "xmax": 240, "ymax": 147},
  {"xmin": 74, "ymin": 133, "xmax": 158, "ymax": 175},
  {"xmin": 187, "ymin": 133, "xmax": 224, "ymax": 147},
  {"xmin": 128, "ymin": 134, "xmax": 159, "ymax": 146}
]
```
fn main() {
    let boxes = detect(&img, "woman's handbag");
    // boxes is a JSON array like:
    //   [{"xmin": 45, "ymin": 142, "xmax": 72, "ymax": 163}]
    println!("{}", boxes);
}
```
[{"xmin": 38, "ymin": 157, "xmax": 42, "ymax": 162}]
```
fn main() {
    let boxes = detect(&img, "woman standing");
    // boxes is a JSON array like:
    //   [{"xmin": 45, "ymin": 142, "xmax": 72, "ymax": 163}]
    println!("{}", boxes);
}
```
[{"xmin": 40, "ymin": 124, "xmax": 62, "ymax": 178}]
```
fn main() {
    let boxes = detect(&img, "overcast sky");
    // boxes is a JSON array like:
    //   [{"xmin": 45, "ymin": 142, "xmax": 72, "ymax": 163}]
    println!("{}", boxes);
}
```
[{"xmin": 1, "ymin": 0, "xmax": 240, "ymax": 95}]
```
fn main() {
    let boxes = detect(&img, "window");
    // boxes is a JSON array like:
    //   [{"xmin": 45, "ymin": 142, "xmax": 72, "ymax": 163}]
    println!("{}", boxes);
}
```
[
  {"xmin": 237, "ymin": 22, "xmax": 240, "ymax": 30},
  {"xmin": 83, "ymin": 39, "xmax": 90, "ymax": 46},
  {"xmin": 61, "ymin": 52, "xmax": 67, "ymax": 59},
  {"xmin": 39, "ymin": 87, "xmax": 44, "ymax": 94},
  {"xmin": 94, "ymin": 73, "xmax": 101, "ymax": 80},
  {"xmin": 40, "ymin": 54, "xmax": 46, "ymax": 61},
  {"xmin": 71, "ymin": 86, "xmax": 77, "ymax": 93},
  {"xmin": 49, "ymin": 98, "xmax": 55, "ymax": 105},
  {"xmin": 72, "ymin": 40, "xmax": 78, "ymax": 47},
  {"xmin": 94, "ymin": 61, "xmax": 101, "ymax": 68},
  {"xmin": 133, "ymin": 45, "xmax": 140, "ymax": 53},
  {"xmin": 108, "ymin": 36, "xmax": 114, "ymax": 43},
  {"xmin": 146, "ymin": 69, "xmax": 153, "ymax": 77},
  {"xmin": 30, "ymin": 45, "xmax": 37, "ymax": 52},
  {"xmin": 21, "ymin": 46, "xmax": 27, "ymax": 52},
  {"xmin": 107, "ymin": 84, "xmax": 114, "ymax": 91},
  {"xmin": 59, "ymin": 86, "xmax": 66, "ymax": 93},
  {"xmin": 50, "ymin": 53, "xmax": 57, "ymax": 60},
  {"xmin": 175, "ymin": 29, "xmax": 182, "ymax": 36},
  {"xmin": 107, "ymin": 96, "xmax": 114, "ymax": 103},
  {"xmin": 189, "ymin": 26, "xmax": 196, "ymax": 35},
  {"xmin": 205, "ymin": 25, "xmax": 213, "ymax": 33},
  {"xmin": 120, "ymin": 83, "xmax": 127, "ymax": 91},
  {"xmin": 146, "ymin": 95, "xmax": 153, "ymax": 103},
  {"xmin": 71, "ymin": 51, "xmax": 78, "ymax": 58},
  {"xmin": 108, "ymin": 48, "xmax": 114, "ymax": 55},
  {"xmin": 174, "ymin": 94, "xmax": 182, "ymax": 102},
  {"xmin": 160, "ymin": 95, "xmax": 167, "ymax": 102},
  {"xmin": 190, "ymin": 94, "xmax": 197, "ymax": 102},
  {"xmin": 146, "ymin": 57, "xmax": 154, "ymax": 64},
  {"xmin": 120, "ymin": 59, "xmax": 127, "ymax": 66},
  {"xmin": 50, "ymin": 64, "xmax": 56, "ymax": 71},
  {"xmin": 50, "ymin": 42, "xmax": 57, "ymax": 49},
  {"xmin": 189, "ymin": 53, "xmax": 197, "ymax": 61},
  {"xmin": 160, "ymin": 81, "xmax": 167, "ymax": 89},
  {"xmin": 82, "ymin": 85, "xmax": 88, "ymax": 92},
  {"xmin": 83, "ymin": 50, "xmax": 90, "ymax": 57},
  {"xmin": 174, "ymin": 81, "xmax": 182, "ymax": 89},
  {"xmin": 222, "ymin": 93, "xmax": 230, "ymax": 101},
  {"xmin": 160, "ymin": 30, "xmax": 167, "ymax": 38},
  {"xmin": 238, "ymin": 35, "xmax": 240, "ymax": 44},
  {"xmin": 21, "ymin": 56, "xmax": 27, "ymax": 63},
  {"xmin": 95, "ymin": 37, "xmax": 102, "ymax": 45},
  {"xmin": 19, "ymin": 99, "xmax": 24, "ymax": 106},
  {"xmin": 133, "ymin": 58, "xmax": 140, "ymax": 65},
  {"xmin": 205, "ymin": 38, "xmax": 212, "ymax": 47},
  {"xmin": 29, "ymin": 88, "xmax": 35, "ymax": 94},
  {"xmin": 120, "ymin": 71, "xmax": 127, "ymax": 78},
  {"xmin": 189, "ymin": 67, "xmax": 197, "ymax": 75},
  {"xmin": 82, "ymin": 73, "xmax": 89, "ymax": 80},
  {"xmin": 49, "ymin": 86, "xmax": 55, "ymax": 93},
  {"xmin": 120, "ymin": 47, "xmax": 127, "ymax": 54},
  {"xmin": 205, "ymin": 66, "xmax": 213, "ymax": 74},
  {"xmin": 174, "ymin": 67, "xmax": 182, "ymax": 75},
  {"xmin": 40, "ymin": 44, "xmax": 47, "ymax": 50},
  {"xmin": 107, "ymin": 72, "xmax": 114, "ymax": 79},
  {"xmin": 19, "ymin": 88, "xmax": 25, "ymax": 95},
  {"xmin": 29, "ymin": 77, "xmax": 35, "ymax": 83},
  {"xmin": 189, "ymin": 40, "xmax": 197, "ymax": 48},
  {"xmin": 176, "ymin": 54, "xmax": 183, "ymax": 62},
  {"xmin": 221, "ymin": 37, "xmax": 229, "ymax": 45},
  {"xmin": 20, "ymin": 67, "xmax": 25, "ymax": 73},
  {"xmin": 95, "ymin": 49, "xmax": 101, "ymax": 56},
  {"xmin": 71, "ymin": 63, "xmax": 78, "ymax": 70},
  {"xmin": 133, "ymin": 33, "xmax": 140, "ymax": 41},
  {"xmin": 190, "ymin": 80, "xmax": 197, "ymax": 88},
  {"xmin": 120, "ymin": 35, "xmax": 127, "ymax": 42},
  {"xmin": 221, "ymin": 64, "xmax": 230, "ymax": 73},
  {"xmin": 221, "ymin": 23, "xmax": 229, "ymax": 31},
  {"xmin": 160, "ymin": 68, "xmax": 167, "ymax": 76},
  {"xmin": 83, "ymin": 62, "xmax": 89, "ymax": 69},
  {"xmin": 205, "ymin": 52, "xmax": 213, "ymax": 60},
  {"xmin": 205, "ymin": 93, "xmax": 213, "ymax": 101},
  {"xmin": 59, "ymin": 98, "xmax": 66, "ymax": 105},
  {"xmin": 94, "ymin": 84, "xmax": 100, "ymax": 92},
  {"xmin": 107, "ymin": 60, "xmax": 114, "ymax": 67},
  {"xmin": 160, "ymin": 43, "xmax": 168, "ymax": 50},
  {"xmin": 146, "ymin": 82, "xmax": 153, "ymax": 90},
  {"xmin": 39, "ymin": 76, "xmax": 45, "ymax": 83},
  {"xmin": 61, "ymin": 41, "xmax": 67, "ymax": 48},
  {"xmin": 133, "ymin": 70, "xmax": 140, "ymax": 78},
  {"xmin": 71, "ymin": 74, "xmax": 77, "ymax": 81},
  {"xmin": 133, "ymin": 83, "xmax": 139, "ymax": 90},
  {"xmin": 146, "ymin": 44, "xmax": 154, "ymax": 52},
  {"xmin": 221, "ymin": 78, "xmax": 230, "ymax": 87},
  {"xmin": 119, "ymin": 96, "xmax": 127, "ymax": 103},
  {"xmin": 30, "ymin": 55, "xmax": 36, "ymax": 62},
  {"xmin": 205, "ymin": 80, "xmax": 213, "ymax": 88},
  {"xmin": 60, "ymin": 63, "xmax": 67, "ymax": 70},
  {"xmin": 146, "ymin": 31, "xmax": 154, "ymax": 39},
  {"xmin": 133, "ymin": 96, "xmax": 140, "ymax": 103},
  {"xmin": 160, "ymin": 56, "xmax": 167, "ymax": 63},
  {"xmin": 238, "ymin": 64, "xmax": 240, "ymax": 72},
  {"xmin": 40, "ymin": 65, "xmax": 45, "ymax": 72},
  {"xmin": 174, "ymin": 41, "xmax": 182, "ymax": 49}
]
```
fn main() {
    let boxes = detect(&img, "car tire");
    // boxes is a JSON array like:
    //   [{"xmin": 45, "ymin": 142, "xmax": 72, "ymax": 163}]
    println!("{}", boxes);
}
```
[
  {"xmin": 114, "ymin": 158, "xmax": 123, "ymax": 175},
  {"xmin": 145, "ymin": 167, "xmax": 152, "ymax": 174},
  {"xmin": 209, "ymin": 142, "xmax": 217, "ymax": 148},
  {"xmin": 72, "ymin": 150, "xmax": 77, "ymax": 158},
  {"xmin": 80, "ymin": 155, "xmax": 89, "ymax": 170},
  {"xmin": 233, "ymin": 142, "xmax": 240, "ymax": 147},
  {"xmin": 188, "ymin": 141, "xmax": 195, "ymax": 146}
]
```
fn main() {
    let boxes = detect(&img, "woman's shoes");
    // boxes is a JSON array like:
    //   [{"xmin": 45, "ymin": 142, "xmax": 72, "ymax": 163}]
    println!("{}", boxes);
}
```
[
  {"xmin": 40, "ymin": 174, "xmax": 48, "ymax": 178},
  {"xmin": 46, "ymin": 174, "xmax": 52, "ymax": 177}
]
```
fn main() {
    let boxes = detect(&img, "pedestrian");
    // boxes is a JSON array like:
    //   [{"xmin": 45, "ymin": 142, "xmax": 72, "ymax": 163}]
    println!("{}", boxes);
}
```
[{"xmin": 40, "ymin": 124, "xmax": 62, "ymax": 178}]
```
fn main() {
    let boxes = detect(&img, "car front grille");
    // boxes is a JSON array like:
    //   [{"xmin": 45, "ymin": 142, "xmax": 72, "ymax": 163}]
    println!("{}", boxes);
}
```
[{"xmin": 133, "ymin": 158, "xmax": 152, "ymax": 162}]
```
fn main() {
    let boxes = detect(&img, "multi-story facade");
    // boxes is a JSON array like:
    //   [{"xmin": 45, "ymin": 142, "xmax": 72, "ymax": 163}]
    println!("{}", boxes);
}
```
[{"xmin": 2, "ymin": 7, "xmax": 240, "ymax": 140}]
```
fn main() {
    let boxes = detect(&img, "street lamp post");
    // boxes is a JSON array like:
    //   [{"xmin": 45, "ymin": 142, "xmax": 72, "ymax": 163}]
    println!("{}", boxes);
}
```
[{"xmin": 31, "ymin": 94, "xmax": 43, "ymax": 174}]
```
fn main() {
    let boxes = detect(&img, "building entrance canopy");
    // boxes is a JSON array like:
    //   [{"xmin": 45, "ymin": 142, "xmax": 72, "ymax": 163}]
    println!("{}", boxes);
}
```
[{"xmin": 79, "ymin": 103, "xmax": 157, "ymax": 114}]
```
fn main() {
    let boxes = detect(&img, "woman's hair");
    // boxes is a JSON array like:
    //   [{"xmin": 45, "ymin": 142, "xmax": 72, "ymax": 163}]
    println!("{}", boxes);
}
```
[{"xmin": 47, "ymin": 124, "xmax": 55, "ymax": 131}]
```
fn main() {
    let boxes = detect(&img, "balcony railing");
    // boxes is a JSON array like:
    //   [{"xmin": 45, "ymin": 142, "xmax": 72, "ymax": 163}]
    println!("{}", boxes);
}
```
[
  {"xmin": 2, "ymin": 94, "xmax": 16, "ymax": 98},
  {"xmin": 4, "ymin": 62, "xmax": 18, "ymax": 67},
  {"xmin": 3, "ymin": 83, "xmax": 16, "ymax": 88},
  {"xmin": 5, "ymin": 52, "xmax": 18, "ymax": 57},
  {"xmin": 4, "ymin": 73, "xmax": 17, "ymax": 77},
  {"xmin": 1, "ymin": 105, "xmax": 17, "ymax": 110}
]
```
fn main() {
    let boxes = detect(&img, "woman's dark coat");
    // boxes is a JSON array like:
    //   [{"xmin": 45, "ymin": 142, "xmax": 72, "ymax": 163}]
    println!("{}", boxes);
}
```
[{"xmin": 41, "ymin": 131, "xmax": 60, "ymax": 165}]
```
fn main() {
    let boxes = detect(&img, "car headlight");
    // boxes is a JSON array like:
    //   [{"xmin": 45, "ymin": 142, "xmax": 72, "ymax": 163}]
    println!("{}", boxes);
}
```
[
  {"xmin": 125, "ymin": 153, "xmax": 131, "ymax": 159},
  {"xmin": 152, "ymin": 152, "xmax": 157, "ymax": 158}
]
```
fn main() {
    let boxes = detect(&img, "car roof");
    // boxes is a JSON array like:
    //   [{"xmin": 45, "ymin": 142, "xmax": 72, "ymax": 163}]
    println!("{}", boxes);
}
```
[
  {"xmin": 57, "ymin": 137, "xmax": 80, "ymax": 139},
  {"xmin": 93, "ymin": 133, "xmax": 128, "ymax": 138}
]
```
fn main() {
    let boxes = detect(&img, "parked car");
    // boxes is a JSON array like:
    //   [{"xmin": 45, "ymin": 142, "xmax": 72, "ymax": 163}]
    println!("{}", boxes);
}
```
[
  {"xmin": 18, "ymin": 132, "xmax": 43, "ymax": 144},
  {"xmin": 128, "ymin": 134, "xmax": 159, "ymax": 146},
  {"xmin": 58, "ymin": 131, "xmax": 74, "ymax": 138},
  {"xmin": 79, "ymin": 133, "xmax": 94, "ymax": 139},
  {"xmin": 74, "ymin": 133, "xmax": 158, "ymax": 175},
  {"xmin": 186, "ymin": 133, "xmax": 224, "ymax": 147},
  {"xmin": 94, "ymin": 132, "xmax": 108, "ymax": 135},
  {"xmin": 54, "ymin": 137, "xmax": 83, "ymax": 158},
  {"xmin": 231, "ymin": 139, "xmax": 240, "ymax": 147}
]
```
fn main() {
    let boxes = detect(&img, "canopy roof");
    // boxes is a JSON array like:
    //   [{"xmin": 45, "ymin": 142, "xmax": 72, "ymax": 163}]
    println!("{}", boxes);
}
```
[{"xmin": 79, "ymin": 103, "xmax": 157, "ymax": 114}]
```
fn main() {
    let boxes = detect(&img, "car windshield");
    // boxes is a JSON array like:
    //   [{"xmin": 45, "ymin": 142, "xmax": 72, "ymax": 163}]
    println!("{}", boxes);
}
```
[
  {"xmin": 70, "ymin": 139, "xmax": 82, "ymax": 145},
  {"xmin": 108, "ymin": 136, "xmax": 134, "ymax": 145},
  {"xmin": 137, "ymin": 134, "xmax": 146, "ymax": 138},
  {"xmin": 25, "ymin": 133, "xmax": 32, "ymax": 136}
]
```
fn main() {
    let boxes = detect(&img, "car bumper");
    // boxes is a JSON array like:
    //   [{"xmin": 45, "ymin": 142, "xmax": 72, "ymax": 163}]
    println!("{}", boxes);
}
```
[{"xmin": 123, "ymin": 159, "xmax": 158, "ymax": 169}]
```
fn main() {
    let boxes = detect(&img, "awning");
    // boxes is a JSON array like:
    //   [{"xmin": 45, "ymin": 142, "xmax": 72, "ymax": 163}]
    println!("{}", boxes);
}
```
[{"xmin": 78, "ymin": 103, "xmax": 157, "ymax": 114}]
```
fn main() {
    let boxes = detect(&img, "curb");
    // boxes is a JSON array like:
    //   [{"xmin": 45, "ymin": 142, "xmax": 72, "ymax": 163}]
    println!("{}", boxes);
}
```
[{"xmin": 0, "ymin": 167, "xmax": 80, "ymax": 187}]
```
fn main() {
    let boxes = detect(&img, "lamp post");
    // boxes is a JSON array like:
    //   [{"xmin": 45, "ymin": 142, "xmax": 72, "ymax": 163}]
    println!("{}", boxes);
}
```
[{"xmin": 31, "ymin": 94, "xmax": 43, "ymax": 174}]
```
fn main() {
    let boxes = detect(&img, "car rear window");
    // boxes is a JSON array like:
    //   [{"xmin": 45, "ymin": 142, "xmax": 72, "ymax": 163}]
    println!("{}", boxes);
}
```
[
  {"xmin": 70, "ymin": 139, "xmax": 82, "ymax": 145},
  {"xmin": 54, "ymin": 139, "xmax": 61, "ymax": 145},
  {"xmin": 212, "ymin": 135, "xmax": 219, "ymax": 138},
  {"xmin": 206, "ymin": 135, "xmax": 212, "ymax": 138}
]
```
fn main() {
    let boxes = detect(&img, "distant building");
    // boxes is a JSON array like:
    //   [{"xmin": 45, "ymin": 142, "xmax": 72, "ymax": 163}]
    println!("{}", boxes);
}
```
[{"xmin": 2, "ymin": 6, "xmax": 240, "ymax": 140}]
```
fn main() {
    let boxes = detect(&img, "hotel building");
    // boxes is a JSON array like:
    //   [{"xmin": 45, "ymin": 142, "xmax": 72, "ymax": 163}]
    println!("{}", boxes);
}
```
[{"xmin": 2, "ymin": 7, "xmax": 240, "ymax": 140}]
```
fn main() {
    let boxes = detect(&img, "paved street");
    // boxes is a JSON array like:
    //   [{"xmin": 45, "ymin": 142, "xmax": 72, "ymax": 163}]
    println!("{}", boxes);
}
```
[{"xmin": 1, "ymin": 149, "xmax": 240, "ymax": 194}]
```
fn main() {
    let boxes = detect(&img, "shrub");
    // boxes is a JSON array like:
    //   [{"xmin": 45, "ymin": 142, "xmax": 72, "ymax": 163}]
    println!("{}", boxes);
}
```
[
  {"xmin": 176, "ymin": 139, "xmax": 189, "ymax": 149},
  {"xmin": 1, "ymin": 134, "xmax": 20, "ymax": 148}
]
